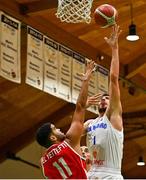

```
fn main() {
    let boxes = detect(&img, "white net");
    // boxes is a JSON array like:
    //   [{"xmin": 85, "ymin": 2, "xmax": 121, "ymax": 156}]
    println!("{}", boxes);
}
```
[{"xmin": 56, "ymin": 0, "xmax": 93, "ymax": 23}]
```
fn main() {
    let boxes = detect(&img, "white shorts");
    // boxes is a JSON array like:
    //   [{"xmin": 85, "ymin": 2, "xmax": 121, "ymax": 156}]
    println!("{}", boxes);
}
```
[{"xmin": 87, "ymin": 167, "xmax": 123, "ymax": 180}]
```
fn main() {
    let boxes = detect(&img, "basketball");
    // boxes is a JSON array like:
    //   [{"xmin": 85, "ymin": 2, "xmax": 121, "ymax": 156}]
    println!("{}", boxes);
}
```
[{"xmin": 94, "ymin": 4, "xmax": 117, "ymax": 28}]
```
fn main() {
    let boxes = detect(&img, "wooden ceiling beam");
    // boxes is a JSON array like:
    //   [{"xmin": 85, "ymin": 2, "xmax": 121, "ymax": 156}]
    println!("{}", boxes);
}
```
[
  {"xmin": 124, "ymin": 53, "xmax": 146, "ymax": 79},
  {"xmin": 0, "ymin": 102, "xmax": 74, "ymax": 163},
  {"xmin": 125, "ymin": 130, "xmax": 146, "ymax": 141},
  {"xmin": 41, "ymin": 102, "xmax": 75, "ymax": 125},
  {"xmin": 16, "ymin": 0, "xmax": 40, "ymax": 3},
  {"xmin": 131, "ymin": 74, "xmax": 146, "ymax": 90},
  {"xmin": 123, "ymin": 110, "xmax": 146, "ymax": 119},
  {"xmin": 18, "ymin": 0, "xmax": 58, "ymax": 15},
  {"xmin": 0, "ymin": 1, "xmax": 20, "ymax": 15},
  {"xmin": 126, "ymin": 64, "xmax": 146, "ymax": 79}
]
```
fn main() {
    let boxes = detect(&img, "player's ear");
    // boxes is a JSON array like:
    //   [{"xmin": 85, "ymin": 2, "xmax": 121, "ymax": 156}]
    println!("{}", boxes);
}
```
[{"xmin": 50, "ymin": 134, "xmax": 57, "ymax": 142}]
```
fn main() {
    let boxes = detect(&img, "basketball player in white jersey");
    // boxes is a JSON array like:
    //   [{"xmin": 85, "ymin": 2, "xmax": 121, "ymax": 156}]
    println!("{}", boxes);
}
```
[{"xmin": 84, "ymin": 24, "xmax": 124, "ymax": 179}]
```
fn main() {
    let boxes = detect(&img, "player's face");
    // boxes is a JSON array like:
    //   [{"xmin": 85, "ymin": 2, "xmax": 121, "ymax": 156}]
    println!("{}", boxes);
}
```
[
  {"xmin": 81, "ymin": 146, "xmax": 90, "ymax": 159},
  {"xmin": 51, "ymin": 124, "xmax": 66, "ymax": 141},
  {"xmin": 98, "ymin": 95, "xmax": 109, "ymax": 113}
]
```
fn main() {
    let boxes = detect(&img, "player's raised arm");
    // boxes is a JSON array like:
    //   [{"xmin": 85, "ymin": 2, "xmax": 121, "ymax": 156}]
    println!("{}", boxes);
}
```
[
  {"xmin": 104, "ymin": 24, "xmax": 123, "ymax": 131},
  {"xmin": 66, "ymin": 60, "xmax": 95, "ymax": 147}
]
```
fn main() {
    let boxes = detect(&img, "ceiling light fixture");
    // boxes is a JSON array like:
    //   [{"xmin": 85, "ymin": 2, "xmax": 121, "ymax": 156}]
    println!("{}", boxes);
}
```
[
  {"xmin": 126, "ymin": 2, "xmax": 139, "ymax": 41},
  {"xmin": 137, "ymin": 156, "xmax": 145, "ymax": 166}
]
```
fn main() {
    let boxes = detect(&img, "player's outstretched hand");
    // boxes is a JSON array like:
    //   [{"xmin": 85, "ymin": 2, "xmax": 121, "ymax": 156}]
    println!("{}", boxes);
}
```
[
  {"xmin": 86, "ymin": 93, "xmax": 102, "ymax": 108},
  {"xmin": 104, "ymin": 24, "xmax": 122, "ymax": 49},
  {"xmin": 81, "ymin": 60, "xmax": 95, "ymax": 81}
]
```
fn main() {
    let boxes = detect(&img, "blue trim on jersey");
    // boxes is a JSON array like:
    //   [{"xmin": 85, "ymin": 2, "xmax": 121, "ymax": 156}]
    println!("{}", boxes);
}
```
[
  {"xmin": 93, "ymin": 136, "xmax": 96, "ymax": 145},
  {"xmin": 87, "ymin": 123, "xmax": 107, "ymax": 132}
]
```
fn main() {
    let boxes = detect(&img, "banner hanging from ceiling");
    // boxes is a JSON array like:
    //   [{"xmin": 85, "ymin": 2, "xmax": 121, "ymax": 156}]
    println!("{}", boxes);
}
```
[
  {"xmin": 43, "ymin": 36, "xmax": 59, "ymax": 97},
  {"xmin": 97, "ymin": 65, "xmax": 109, "ymax": 94},
  {"xmin": 26, "ymin": 26, "xmax": 44, "ymax": 90},
  {"xmin": 71, "ymin": 52, "xmax": 86, "ymax": 104},
  {"xmin": 0, "ymin": 12, "xmax": 21, "ymax": 83},
  {"xmin": 57, "ymin": 45, "xmax": 72, "ymax": 102}
]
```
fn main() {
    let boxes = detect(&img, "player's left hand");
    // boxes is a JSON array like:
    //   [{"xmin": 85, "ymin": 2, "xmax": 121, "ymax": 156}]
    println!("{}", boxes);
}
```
[
  {"xmin": 86, "ymin": 93, "xmax": 102, "ymax": 108},
  {"xmin": 104, "ymin": 24, "xmax": 122, "ymax": 49},
  {"xmin": 81, "ymin": 60, "xmax": 96, "ymax": 81}
]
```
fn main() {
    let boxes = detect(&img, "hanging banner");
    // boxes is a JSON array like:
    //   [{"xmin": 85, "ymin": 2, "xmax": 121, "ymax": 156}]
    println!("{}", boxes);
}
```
[
  {"xmin": 72, "ymin": 52, "xmax": 86, "ymax": 104},
  {"xmin": 43, "ymin": 37, "xmax": 59, "ymax": 96},
  {"xmin": 97, "ymin": 65, "xmax": 109, "ymax": 94},
  {"xmin": 58, "ymin": 45, "xmax": 72, "ymax": 102},
  {"xmin": 0, "ymin": 12, "xmax": 21, "ymax": 83},
  {"xmin": 26, "ymin": 26, "xmax": 44, "ymax": 90}
]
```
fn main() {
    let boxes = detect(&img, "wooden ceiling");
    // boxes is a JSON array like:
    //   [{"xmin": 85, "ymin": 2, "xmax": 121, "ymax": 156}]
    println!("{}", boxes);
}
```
[{"xmin": 0, "ymin": 0, "xmax": 146, "ymax": 178}]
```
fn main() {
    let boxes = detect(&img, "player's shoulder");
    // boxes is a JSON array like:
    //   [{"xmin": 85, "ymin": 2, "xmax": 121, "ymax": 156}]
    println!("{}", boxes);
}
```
[
  {"xmin": 84, "ymin": 118, "xmax": 96, "ymax": 130},
  {"xmin": 84, "ymin": 119, "xmax": 93, "ymax": 127}
]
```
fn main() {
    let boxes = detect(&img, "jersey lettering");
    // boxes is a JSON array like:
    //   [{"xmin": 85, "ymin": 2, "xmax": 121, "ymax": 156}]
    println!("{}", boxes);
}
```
[
  {"xmin": 93, "ymin": 136, "xmax": 96, "ymax": 145},
  {"xmin": 53, "ymin": 157, "xmax": 72, "ymax": 178},
  {"xmin": 87, "ymin": 123, "xmax": 107, "ymax": 132}
]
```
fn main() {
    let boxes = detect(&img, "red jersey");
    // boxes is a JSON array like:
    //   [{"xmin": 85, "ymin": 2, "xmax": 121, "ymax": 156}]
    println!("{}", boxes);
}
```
[{"xmin": 41, "ymin": 141, "xmax": 87, "ymax": 179}]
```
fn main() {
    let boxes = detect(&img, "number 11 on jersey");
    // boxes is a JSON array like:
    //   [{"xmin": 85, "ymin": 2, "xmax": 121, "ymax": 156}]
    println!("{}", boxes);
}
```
[{"xmin": 53, "ymin": 157, "xmax": 72, "ymax": 178}]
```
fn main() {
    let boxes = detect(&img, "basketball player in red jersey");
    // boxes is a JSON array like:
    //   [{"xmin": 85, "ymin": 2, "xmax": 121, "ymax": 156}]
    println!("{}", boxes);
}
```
[{"xmin": 36, "ymin": 61, "xmax": 101, "ymax": 179}]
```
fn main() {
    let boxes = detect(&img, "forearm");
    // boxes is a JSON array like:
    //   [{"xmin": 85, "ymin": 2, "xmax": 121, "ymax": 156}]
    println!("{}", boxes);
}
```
[
  {"xmin": 76, "ymin": 79, "xmax": 90, "ymax": 109},
  {"xmin": 110, "ymin": 46, "xmax": 119, "ymax": 81},
  {"xmin": 109, "ymin": 45, "xmax": 121, "ymax": 110}
]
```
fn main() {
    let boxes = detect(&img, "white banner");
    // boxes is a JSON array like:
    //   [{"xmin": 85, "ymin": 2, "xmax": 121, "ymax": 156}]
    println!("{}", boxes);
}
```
[
  {"xmin": 58, "ymin": 45, "xmax": 72, "ymax": 102},
  {"xmin": 43, "ymin": 37, "xmax": 59, "ymax": 96},
  {"xmin": 72, "ymin": 52, "xmax": 86, "ymax": 104},
  {"xmin": 0, "ymin": 12, "xmax": 21, "ymax": 83},
  {"xmin": 97, "ymin": 65, "xmax": 109, "ymax": 94},
  {"xmin": 26, "ymin": 26, "xmax": 44, "ymax": 90}
]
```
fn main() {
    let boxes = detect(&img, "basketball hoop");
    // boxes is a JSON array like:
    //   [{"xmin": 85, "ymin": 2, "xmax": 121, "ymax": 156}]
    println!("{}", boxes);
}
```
[{"xmin": 56, "ymin": 0, "xmax": 93, "ymax": 23}]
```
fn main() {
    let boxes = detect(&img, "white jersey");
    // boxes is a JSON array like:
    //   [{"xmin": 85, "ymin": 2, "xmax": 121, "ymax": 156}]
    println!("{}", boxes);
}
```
[{"xmin": 86, "ymin": 114, "xmax": 124, "ymax": 179}]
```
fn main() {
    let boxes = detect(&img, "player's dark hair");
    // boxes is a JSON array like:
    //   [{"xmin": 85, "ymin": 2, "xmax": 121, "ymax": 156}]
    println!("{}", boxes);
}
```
[
  {"xmin": 102, "ymin": 93, "xmax": 109, "ymax": 97},
  {"xmin": 36, "ymin": 122, "xmax": 52, "ymax": 148}
]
